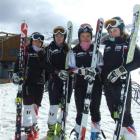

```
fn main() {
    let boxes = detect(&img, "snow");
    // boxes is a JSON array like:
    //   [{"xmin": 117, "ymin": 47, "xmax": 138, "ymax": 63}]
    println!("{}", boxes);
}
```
[{"xmin": 0, "ymin": 70, "xmax": 140, "ymax": 140}]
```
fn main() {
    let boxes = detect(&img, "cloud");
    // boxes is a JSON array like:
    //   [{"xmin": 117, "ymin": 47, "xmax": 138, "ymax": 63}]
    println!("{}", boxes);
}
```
[
  {"xmin": 0, "ymin": 0, "xmax": 67, "ymax": 35},
  {"xmin": 1, "ymin": 0, "xmax": 139, "ymax": 39}
]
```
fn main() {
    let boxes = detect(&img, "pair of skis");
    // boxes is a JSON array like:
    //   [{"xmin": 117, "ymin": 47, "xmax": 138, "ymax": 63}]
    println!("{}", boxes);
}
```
[
  {"xmin": 113, "ymin": 4, "xmax": 140, "ymax": 140},
  {"xmin": 15, "ymin": 22, "xmax": 28, "ymax": 140}
]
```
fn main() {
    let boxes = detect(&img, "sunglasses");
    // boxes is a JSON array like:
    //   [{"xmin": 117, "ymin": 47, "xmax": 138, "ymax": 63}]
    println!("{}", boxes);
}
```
[
  {"xmin": 104, "ymin": 19, "xmax": 122, "ymax": 30},
  {"xmin": 31, "ymin": 34, "xmax": 44, "ymax": 42},
  {"xmin": 53, "ymin": 26, "xmax": 66, "ymax": 35}
]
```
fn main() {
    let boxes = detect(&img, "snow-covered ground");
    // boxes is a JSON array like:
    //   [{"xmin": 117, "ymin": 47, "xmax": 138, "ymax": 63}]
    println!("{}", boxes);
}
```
[{"xmin": 0, "ymin": 70, "xmax": 140, "ymax": 140}]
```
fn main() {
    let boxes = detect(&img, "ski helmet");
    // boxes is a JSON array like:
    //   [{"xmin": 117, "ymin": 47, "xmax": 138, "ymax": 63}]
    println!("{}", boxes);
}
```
[
  {"xmin": 30, "ymin": 32, "xmax": 44, "ymax": 42},
  {"xmin": 53, "ymin": 26, "xmax": 67, "ymax": 41},
  {"xmin": 78, "ymin": 23, "xmax": 93, "ymax": 40},
  {"xmin": 30, "ymin": 32, "xmax": 44, "ymax": 46},
  {"xmin": 104, "ymin": 17, "xmax": 125, "ymax": 33}
]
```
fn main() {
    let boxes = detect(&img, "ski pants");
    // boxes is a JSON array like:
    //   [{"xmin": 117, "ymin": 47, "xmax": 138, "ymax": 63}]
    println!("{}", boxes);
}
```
[
  {"xmin": 74, "ymin": 75, "xmax": 102, "ymax": 125},
  {"xmin": 103, "ymin": 80, "xmax": 134, "ymax": 127},
  {"xmin": 48, "ymin": 75, "xmax": 73, "ymax": 105},
  {"xmin": 23, "ymin": 83, "xmax": 44, "ymax": 106}
]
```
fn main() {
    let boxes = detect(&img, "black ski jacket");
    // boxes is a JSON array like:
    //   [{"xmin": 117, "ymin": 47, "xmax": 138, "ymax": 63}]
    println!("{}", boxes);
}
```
[
  {"xmin": 101, "ymin": 34, "xmax": 140, "ymax": 81},
  {"xmin": 71, "ymin": 44, "xmax": 103, "ymax": 86},
  {"xmin": 45, "ymin": 41, "xmax": 68, "ymax": 77},
  {"xmin": 14, "ymin": 45, "xmax": 46, "ymax": 85}
]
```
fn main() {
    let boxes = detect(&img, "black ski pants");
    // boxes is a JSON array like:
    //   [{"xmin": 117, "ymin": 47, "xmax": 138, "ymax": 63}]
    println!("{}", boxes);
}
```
[
  {"xmin": 103, "ymin": 80, "xmax": 134, "ymax": 127},
  {"xmin": 23, "ymin": 83, "xmax": 44, "ymax": 106},
  {"xmin": 48, "ymin": 75, "xmax": 73, "ymax": 105},
  {"xmin": 74, "ymin": 75, "xmax": 102, "ymax": 125}
]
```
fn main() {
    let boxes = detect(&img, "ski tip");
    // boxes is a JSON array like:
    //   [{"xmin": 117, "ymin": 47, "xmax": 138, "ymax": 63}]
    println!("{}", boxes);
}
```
[
  {"xmin": 67, "ymin": 21, "xmax": 73, "ymax": 26},
  {"xmin": 133, "ymin": 4, "xmax": 140, "ymax": 12},
  {"xmin": 97, "ymin": 18, "xmax": 104, "ymax": 26},
  {"xmin": 98, "ymin": 18, "xmax": 104, "ymax": 21}
]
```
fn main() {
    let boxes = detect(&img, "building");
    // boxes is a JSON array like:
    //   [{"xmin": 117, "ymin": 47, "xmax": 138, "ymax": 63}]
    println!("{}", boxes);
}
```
[{"xmin": 0, "ymin": 32, "xmax": 20, "ymax": 83}]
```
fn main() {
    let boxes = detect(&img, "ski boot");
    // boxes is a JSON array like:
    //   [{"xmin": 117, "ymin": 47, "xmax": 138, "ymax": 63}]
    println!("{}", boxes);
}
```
[
  {"xmin": 90, "ymin": 122, "xmax": 101, "ymax": 140},
  {"xmin": 55, "ymin": 122, "xmax": 67, "ymax": 140},
  {"xmin": 55, "ymin": 122, "xmax": 62, "ymax": 136},
  {"xmin": 32, "ymin": 123, "xmax": 39, "ymax": 140},
  {"xmin": 120, "ymin": 125, "xmax": 137, "ymax": 140},
  {"xmin": 70, "ymin": 129, "xmax": 79, "ymax": 140},
  {"xmin": 46, "ymin": 124, "xmax": 56, "ymax": 140},
  {"xmin": 25, "ymin": 127, "xmax": 34, "ymax": 140},
  {"xmin": 90, "ymin": 132, "xmax": 101, "ymax": 140}
]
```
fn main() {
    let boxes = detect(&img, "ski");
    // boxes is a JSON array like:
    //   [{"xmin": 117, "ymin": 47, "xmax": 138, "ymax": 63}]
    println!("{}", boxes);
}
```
[
  {"xmin": 78, "ymin": 18, "xmax": 104, "ymax": 140},
  {"xmin": 126, "ymin": 5, "xmax": 140, "ymax": 64},
  {"xmin": 132, "ymin": 81, "xmax": 140, "ymax": 106},
  {"xmin": 67, "ymin": 21, "xmax": 73, "ymax": 49},
  {"xmin": 15, "ymin": 22, "xmax": 28, "ymax": 140},
  {"xmin": 113, "ymin": 4, "xmax": 140, "ymax": 140},
  {"xmin": 60, "ymin": 21, "xmax": 73, "ymax": 140},
  {"xmin": 65, "ymin": 21, "xmax": 74, "ymax": 69}
]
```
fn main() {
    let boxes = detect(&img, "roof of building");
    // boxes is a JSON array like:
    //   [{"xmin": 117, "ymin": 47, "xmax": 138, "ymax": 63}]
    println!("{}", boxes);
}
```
[{"xmin": 0, "ymin": 32, "xmax": 19, "ymax": 42}]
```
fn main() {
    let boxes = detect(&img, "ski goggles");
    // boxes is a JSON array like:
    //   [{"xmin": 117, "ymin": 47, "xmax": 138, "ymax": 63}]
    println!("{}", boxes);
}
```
[
  {"xmin": 31, "ymin": 33, "xmax": 44, "ymax": 42},
  {"xmin": 104, "ymin": 19, "xmax": 121, "ymax": 30},
  {"xmin": 79, "ymin": 23, "xmax": 93, "ymax": 32},
  {"xmin": 53, "ymin": 26, "xmax": 66, "ymax": 35}
]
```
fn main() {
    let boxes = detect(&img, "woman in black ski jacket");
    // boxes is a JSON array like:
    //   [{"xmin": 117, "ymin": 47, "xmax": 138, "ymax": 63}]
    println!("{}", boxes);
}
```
[
  {"xmin": 45, "ymin": 26, "xmax": 73, "ymax": 139},
  {"xmin": 67, "ymin": 23, "xmax": 103, "ymax": 140},
  {"xmin": 12, "ymin": 32, "xmax": 46, "ymax": 140},
  {"xmin": 101, "ymin": 16, "xmax": 140, "ymax": 140}
]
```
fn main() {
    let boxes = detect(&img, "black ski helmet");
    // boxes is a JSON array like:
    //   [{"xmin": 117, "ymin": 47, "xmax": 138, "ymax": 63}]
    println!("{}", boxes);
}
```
[
  {"xmin": 78, "ymin": 23, "xmax": 93, "ymax": 40},
  {"xmin": 53, "ymin": 26, "xmax": 67, "ymax": 42},
  {"xmin": 30, "ymin": 32, "xmax": 44, "ymax": 46}
]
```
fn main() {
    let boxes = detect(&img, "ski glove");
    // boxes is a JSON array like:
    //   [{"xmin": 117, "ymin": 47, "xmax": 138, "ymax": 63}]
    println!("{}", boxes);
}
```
[
  {"xmin": 58, "ymin": 70, "xmax": 69, "ymax": 81},
  {"xmin": 107, "ymin": 66, "xmax": 127, "ymax": 83},
  {"xmin": 12, "ymin": 73, "xmax": 20, "ymax": 84},
  {"xmin": 84, "ymin": 67, "xmax": 96, "ymax": 83}
]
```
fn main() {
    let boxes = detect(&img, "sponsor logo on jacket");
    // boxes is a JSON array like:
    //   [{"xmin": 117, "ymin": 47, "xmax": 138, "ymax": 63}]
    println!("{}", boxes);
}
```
[
  {"xmin": 105, "ymin": 46, "xmax": 111, "ymax": 52},
  {"xmin": 50, "ymin": 49, "xmax": 61, "ymax": 54},
  {"xmin": 115, "ymin": 45, "xmax": 122, "ymax": 51}
]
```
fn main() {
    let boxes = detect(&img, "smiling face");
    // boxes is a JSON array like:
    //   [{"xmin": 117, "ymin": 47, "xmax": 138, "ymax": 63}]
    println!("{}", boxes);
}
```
[
  {"xmin": 79, "ymin": 32, "xmax": 92, "ymax": 43},
  {"xmin": 54, "ymin": 33, "xmax": 65, "ymax": 46}
]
